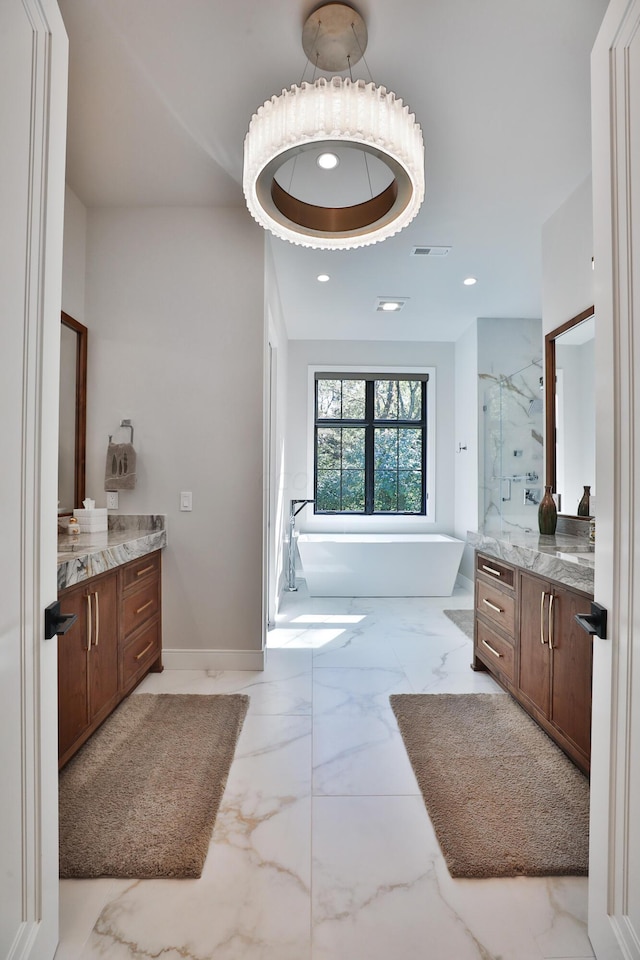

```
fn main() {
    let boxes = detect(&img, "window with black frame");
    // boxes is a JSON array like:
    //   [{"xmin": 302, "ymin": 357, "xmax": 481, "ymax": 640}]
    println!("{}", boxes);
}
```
[{"xmin": 314, "ymin": 373, "xmax": 428, "ymax": 515}]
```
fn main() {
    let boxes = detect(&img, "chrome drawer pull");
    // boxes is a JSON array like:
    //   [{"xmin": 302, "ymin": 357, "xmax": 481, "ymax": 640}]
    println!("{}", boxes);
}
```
[
  {"xmin": 483, "ymin": 598, "xmax": 503, "ymax": 614},
  {"xmin": 482, "ymin": 639, "xmax": 502, "ymax": 659},
  {"xmin": 482, "ymin": 564, "xmax": 502, "ymax": 577},
  {"xmin": 135, "ymin": 599, "xmax": 153, "ymax": 615},
  {"xmin": 136, "ymin": 564, "xmax": 154, "ymax": 578},
  {"xmin": 134, "ymin": 640, "xmax": 154, "ymax": 662}
]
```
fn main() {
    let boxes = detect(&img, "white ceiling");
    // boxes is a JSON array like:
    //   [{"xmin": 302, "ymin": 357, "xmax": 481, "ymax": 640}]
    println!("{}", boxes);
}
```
[{"xmin": 59, "ymin": 0, "xmax": 608, "ymax": 342}]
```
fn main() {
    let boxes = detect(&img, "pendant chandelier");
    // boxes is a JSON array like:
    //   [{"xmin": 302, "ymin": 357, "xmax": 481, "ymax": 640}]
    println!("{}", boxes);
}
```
[{"xmin": 243, "ymin": 3, "xmax": 425, "ymax": 250}]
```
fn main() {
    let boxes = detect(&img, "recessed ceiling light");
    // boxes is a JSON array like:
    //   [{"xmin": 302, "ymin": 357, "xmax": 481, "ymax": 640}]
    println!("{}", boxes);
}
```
[
  {"xmin": 317, "ymin": 274, "xmax": 330, "ymax": 282},
  {"xmin": 463, "ymin": 277, "xmax": 477, "ymax": 286},
  {"xmin": 317, "ymin": 152, "xmax": 339, "ymax": 170},
  {"xmin": 375, "ymin": 297, "xmax": 409, "ymax": 312}
]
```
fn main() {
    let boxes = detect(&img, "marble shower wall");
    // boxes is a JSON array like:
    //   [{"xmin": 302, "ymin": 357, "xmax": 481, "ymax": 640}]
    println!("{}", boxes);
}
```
[{"xmin": 477, "ymin": 318, "xmax": 543, "ymax": 532}]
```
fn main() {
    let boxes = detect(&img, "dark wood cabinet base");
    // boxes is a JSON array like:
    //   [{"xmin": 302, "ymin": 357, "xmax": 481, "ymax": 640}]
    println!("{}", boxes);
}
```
[
  {"xmin": 58, "ymin": 550, "xmax": 163, "ymax": 767},
  {"xmin": 474, "ymin": 550, "xmax": 592, "ymax": 777}
]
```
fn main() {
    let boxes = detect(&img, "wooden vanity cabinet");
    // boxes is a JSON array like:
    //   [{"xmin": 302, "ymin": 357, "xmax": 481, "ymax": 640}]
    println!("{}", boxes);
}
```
[
  {"xmin": 474, "ymin": 551, "xmax": 593, "ymax": 775},
  {"xmin": 57, "ymin": 569, "xmax": 119, "ymax": 766},
  {"xmin": 473, "ymin": 553, "xmax": 517, "ymax": 689},
  {"xmin": 518, "ymin": 570, "xmax": 593, "ymax": 772},
  {"xmin": 58, "ymin": 551, "xmax": 162, "ymax": 767}
]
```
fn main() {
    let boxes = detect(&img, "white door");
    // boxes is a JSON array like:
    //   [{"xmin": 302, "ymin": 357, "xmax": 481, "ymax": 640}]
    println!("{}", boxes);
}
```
[
  {"xmin": 0, "ymin": 2, "xmax": 68, "ymax": 959},
  {"xmin": 590, "ymin": 1, "xmax": 640, "ymax": 956}
]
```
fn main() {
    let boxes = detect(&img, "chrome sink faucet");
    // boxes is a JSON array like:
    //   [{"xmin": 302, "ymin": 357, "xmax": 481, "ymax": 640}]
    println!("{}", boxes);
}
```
[{"xmin": 287, "ymin": 499, "xmax": 315, "ymax": 592}]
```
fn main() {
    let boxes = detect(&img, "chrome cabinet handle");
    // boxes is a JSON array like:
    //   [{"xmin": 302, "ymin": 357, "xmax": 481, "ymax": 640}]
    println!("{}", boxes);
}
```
[
  {"xmin": 482, "ymin": 564, "xmax": 502, "ymax": 578},
  {"xmin": 94, "ymin": 591, "xmax": 100, "ymax": 647},
  {"xmin": 548, "ymin": 594, "xmax": 554, "ymax": 649},
  {"xmin": 540, "ymin": 592, "xmax": 547, "ymax": 644},
  {"xmin": 86, "ymin": 593, "xmax": 92, "ymax": 651},
  {"xmin": 482, "ymin": 639, "xmax": 502, "ymax": 659},
  {"xmin": 483, "ymin": 598, "xmax": 503, "ymax": 614}
]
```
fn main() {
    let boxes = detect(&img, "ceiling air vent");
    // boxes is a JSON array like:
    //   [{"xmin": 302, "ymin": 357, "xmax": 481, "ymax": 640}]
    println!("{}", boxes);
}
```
[
  {"xmin": 411, "ymin": 245, "xmax": 451, "ymax": 257},
  {"xmin": 375, "ymin": 297, "xmax": 409, "ymax": 313}
]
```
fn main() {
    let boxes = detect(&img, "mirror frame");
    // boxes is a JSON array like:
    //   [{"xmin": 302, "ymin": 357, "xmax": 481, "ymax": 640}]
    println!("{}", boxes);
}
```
[
  {"xmin": 544, "ymin": 304, "xmax": 594, "ymax": 517},
  {"xmin": 60, "ymin": 311, "xmax": 87, "ymax": 511}
]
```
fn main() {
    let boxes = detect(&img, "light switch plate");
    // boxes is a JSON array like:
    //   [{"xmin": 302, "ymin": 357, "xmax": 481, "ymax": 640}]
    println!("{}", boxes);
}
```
[
  {"xmin": 180, "ymin": 491, "xmax": 192, "ymax": 511},
  {"xmin": 106, "ymin": 491, "xmax": 119, "ymax": 509}
]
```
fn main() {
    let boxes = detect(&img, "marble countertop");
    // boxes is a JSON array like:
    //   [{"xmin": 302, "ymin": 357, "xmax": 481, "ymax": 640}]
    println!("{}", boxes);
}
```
[
  {"xmin": 58, "ymin": 514, "xmax": 167, "ymax": 591},
  {"xmin": 467, "ymin": 526, "xmax": 594, "ymax": 594}
]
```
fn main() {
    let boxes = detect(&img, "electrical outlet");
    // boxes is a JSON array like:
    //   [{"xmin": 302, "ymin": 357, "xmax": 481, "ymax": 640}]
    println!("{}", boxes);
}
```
[
  {"xmin": 180, "ymin": 491, "xmax": 192, "ymax": 512},
  {"xmin": 106, "ymin": 491, "xmax": 119, "ymax": 509}
]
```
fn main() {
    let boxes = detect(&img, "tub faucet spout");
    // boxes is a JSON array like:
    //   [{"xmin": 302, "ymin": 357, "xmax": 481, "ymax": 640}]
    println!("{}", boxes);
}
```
[{"xmin": 287, "ymin": 499, "xmax": 315, "ymax": 592}]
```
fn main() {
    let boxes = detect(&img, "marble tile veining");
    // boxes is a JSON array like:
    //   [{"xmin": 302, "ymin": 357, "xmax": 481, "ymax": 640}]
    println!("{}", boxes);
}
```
[{"xmin": 57, "ymin": 582, "xmax": 593, "ymax": 960}]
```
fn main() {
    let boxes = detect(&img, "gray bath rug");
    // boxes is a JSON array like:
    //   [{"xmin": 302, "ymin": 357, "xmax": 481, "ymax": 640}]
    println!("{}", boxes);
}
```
[
  {"xmin": 59, "ymin": 693, "xmax": 249, "ymax": 879},
  {"xmin": 390, "ymin": 693, "xmax": 589, "ymax": 878},
  {"xmin": 443, "ymin": 608, "xmax": 474, "ymax": 639}
]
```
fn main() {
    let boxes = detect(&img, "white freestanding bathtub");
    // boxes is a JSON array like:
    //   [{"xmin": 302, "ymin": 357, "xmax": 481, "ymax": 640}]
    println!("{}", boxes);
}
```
[{"xmin": 296, "ymin": 532, "xmax": 465, "ymax": 597}]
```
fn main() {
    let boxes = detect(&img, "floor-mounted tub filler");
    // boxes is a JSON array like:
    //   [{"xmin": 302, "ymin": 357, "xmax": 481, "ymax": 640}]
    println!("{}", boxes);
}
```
[{"xmin": 296, "ymin": 532, "xmax": 465, "ymax": 597}]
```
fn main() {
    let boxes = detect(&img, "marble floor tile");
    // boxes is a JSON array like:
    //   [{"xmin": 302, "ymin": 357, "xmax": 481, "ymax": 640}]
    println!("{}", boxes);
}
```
[
  {"xmin": 313, "ymin": 713, "xmax": 419, "ymax": 796},
  {"xmin": 72, "ymin": 715, "xmax": 312, "ymax": 960},
  {"xmin": 55, "ymin": 879, "xmax": 128, "ymax": 960},
  {"xmin": 137, "ymin": 648, "xmax": 312, "ymax": 715},
  {"xmin": 312, "ymin": 665, "xmax": 412, "ymax": 720},
  {"xmin": 57, "ymin": 584, "xmax": 592, "ymax": 960}
]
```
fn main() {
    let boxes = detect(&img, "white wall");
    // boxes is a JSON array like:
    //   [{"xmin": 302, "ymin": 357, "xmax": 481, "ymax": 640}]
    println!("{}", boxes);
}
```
[
  {"xmin": 285, "ymin": 339, "xmax": 456, "ymax": 538},
  {"xmin": 85, "ymin": 206, "xmax": 265, "ymax": 665},
  {"xmin": 542, "ymin": 175, "xmax": 594, "ymax": 335},
  {"xmin": 61, "ymin": 185, "xmax": 86, "ymax": 321},
  {"xmin": 454, "ymin": 321, "xmax": 478, "ymax": 580},
  {"xmin": 265, "ymin": 238, "xmax": 289, "ymax": 617}
]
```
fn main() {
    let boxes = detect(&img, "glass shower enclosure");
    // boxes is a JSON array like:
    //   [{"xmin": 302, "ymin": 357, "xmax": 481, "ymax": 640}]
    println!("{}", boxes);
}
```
[{"xmin": 482, "ymin": 359, "xmax": 544, "ymax": 532}]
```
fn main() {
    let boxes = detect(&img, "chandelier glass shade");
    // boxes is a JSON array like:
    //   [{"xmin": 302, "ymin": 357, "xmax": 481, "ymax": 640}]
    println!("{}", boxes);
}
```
[{"xmin": 243, "ymin": 77, "xmax": 425, "ymax": 250}]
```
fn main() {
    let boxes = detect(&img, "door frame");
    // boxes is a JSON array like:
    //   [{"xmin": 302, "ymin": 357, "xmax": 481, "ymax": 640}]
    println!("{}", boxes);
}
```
[{"xmin": 589, "ymin": 0, "xmax": 640, "ymax": 955}]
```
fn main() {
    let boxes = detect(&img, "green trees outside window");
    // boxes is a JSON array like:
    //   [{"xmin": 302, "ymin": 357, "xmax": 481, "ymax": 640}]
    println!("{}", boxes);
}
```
[{"xmin": 314, "ymin": 375, "xmax": 428, "ymax": 515}]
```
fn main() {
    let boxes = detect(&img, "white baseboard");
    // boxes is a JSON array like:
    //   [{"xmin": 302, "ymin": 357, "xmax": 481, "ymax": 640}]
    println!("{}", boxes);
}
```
[
  {"xmin": 456, "ymin": 572, "xmax": 474, "ymax": 593},
  {"xmin": 162, "ymin": 648, "xmax": 265, "ymax": 671}
]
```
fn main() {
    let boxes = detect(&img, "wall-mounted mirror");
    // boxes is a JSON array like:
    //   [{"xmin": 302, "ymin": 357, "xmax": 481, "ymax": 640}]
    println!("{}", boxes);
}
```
[
  {"xmin": 545, "ymin": 306, "xmax": 595, "ymax": 518},
  {"xmin": 58, "ymin": 312, "xmax": 87, "ymax": 515}
]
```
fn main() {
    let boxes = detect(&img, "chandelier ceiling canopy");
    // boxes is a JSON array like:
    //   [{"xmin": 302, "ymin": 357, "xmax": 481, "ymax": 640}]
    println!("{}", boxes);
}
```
[{"xmin": 243, "ymin": 3, "xmax": 425, "ymax": 251}]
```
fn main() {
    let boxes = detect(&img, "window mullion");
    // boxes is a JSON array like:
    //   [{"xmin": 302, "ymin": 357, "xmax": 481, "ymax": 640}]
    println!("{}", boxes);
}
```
[{"xmin": 365, "ymin": 381, "xmax": 374, "ymax": 513}]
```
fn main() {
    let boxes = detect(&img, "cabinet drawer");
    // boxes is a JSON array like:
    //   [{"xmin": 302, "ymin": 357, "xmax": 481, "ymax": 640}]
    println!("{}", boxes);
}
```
[
  {"xmin": 476, "ymin": 619, "xmax": 515, "ymax": 683},
  {"xmin": 122, "ymin": 579, "xmax": 159, "ymax": 639},
  {"xmin": 476, "ymin": 553, "xmax": 515, "ymax": 589},
  {"xmin": 122, "ymin": 551, "xmax": 160, "ymax": 591},
  {"xmin": 122, "ymin": 619, "xmax": 160, "ymax": 687},
  {"xmin": 476, "ymin": 579, "xmax": 515, "ymax": 635}
]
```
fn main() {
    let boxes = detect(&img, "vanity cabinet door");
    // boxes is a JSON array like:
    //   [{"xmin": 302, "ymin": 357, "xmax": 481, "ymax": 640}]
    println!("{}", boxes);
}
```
[
  {"xmin": 87, "ymin": 571, "xmax": 119, "ymax": 725},
  {"xmin": 517, "ymin": 572, "xmax": 551, "ymax": 717},
  {"xmin": 57, "ymin": 584, "xmax": 90, "ymax": 760},
  {"xmin": 58, "ymin": 569, "xmax": 119, "ymax": 766},
  {"xmin": 549, "ymin": 586, "xmax": 593, "ymax": 762}
]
